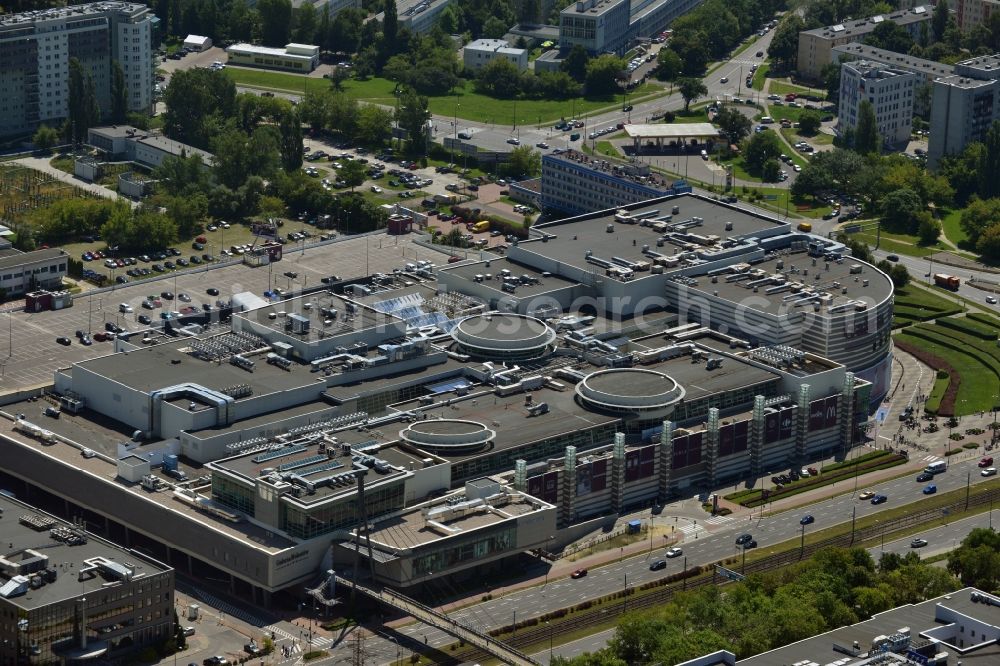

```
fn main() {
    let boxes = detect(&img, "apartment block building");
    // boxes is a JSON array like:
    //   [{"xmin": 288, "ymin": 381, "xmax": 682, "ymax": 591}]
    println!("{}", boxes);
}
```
[
  {"xmin": 0, "ymin": 2, "xmax": 156, "ymax": 139},
  {"xmin": 797, "ymin": 7, "xmax": 932, "ymax": 80},
  {"xmin": 955, "ymin": 0, "xmax": 1000, "ymax": 30},
  {"xmin": 839, "ymin": 60, "xmax": 920, "ymax": 147},
  {"xmin": 929, "ymin": 54, "xmax": 1000, "ymax": 167}
]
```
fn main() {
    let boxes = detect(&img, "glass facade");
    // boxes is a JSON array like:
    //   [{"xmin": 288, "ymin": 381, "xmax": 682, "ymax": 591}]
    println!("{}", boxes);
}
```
[
  {"xmin": 212, "ymin": 475, "xmax": 255, "ymax": 517},
  {"xmin": 280, "ymin": 482, "xmax": 404, "ymax": 540},
  {"xmin": 413, "ymin": 527, "xmax": 516, "ymax": 575}
]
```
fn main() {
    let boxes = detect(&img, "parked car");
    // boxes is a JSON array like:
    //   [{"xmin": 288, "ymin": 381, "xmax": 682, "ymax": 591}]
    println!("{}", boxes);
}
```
[{"xmin": 56, "ymin": 336, "xmax": 71, "ymax": 346}]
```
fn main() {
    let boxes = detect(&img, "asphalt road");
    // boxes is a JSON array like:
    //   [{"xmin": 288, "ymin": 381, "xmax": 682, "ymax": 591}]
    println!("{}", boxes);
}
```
[
  {"xmin": 377, "ymin": 456, "xmax": 997, "ymax": 657},
  {"xmin": 871, "ymin": 249, "xmax": 1000, "ymax": 313}
]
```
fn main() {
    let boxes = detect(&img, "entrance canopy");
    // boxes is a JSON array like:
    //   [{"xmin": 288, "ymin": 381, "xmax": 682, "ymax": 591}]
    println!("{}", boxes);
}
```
[{"xmin": 623, "ymin": 123, "xmax": 720, "ymax": 140}]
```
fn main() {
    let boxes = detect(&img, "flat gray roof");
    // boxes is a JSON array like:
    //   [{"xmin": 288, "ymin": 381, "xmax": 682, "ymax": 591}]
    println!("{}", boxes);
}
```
[
  {"xmin": 0, "ymin": 247, "xmax": 66, "ymax": 271},
  {"xmin": 803, "ymin": 8, "xmax": 930, "ymax": 39},
  {"xmin": 235, "ymin": 291, "xmax": 393, "ymax": 341},
  {"xmin": 443, "ymin": 257, "xmax": 578, "ymax": 297},
  {"xmin": 0, "ymin": 493, "xmax": 170, "ymax": 610},
  {"xmin": 686, "ymin": 252, "xmax": 894, "ymax": 316},
  {"xmin": 832, "ymin": 42, "xmax": 956, "ymax": 79},
  {"xmin": 89, "ymin": 124, "xmax": 145, "ymax": 139},
  {"xmin": 75, "ymin": 338, "xmax": 315, "ymax": 396},
  {"xmin": 740, "ymin": 588, "xmax": 1000, "ymax": 666},
  {"xmin": 561, "ymin": 0, "xmax": 625, "ymax": 17},
  {"xmin": 623, "ymin": 123, "xmax": 721, "ymax": 139},
  {"xmin": 527, "ymin": 194, "xmax": 787, "ymax": 274}
]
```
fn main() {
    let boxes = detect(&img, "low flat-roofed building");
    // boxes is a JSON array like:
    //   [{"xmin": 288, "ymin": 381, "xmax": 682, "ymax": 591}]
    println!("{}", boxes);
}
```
[
  {"xmin": 335, "ymin": 478, "xmax": 557, "ymax": 587},
  {"xmin": 0, "ymin": 493, "xmax": 173, "ymax": 664},
  {"xmin": 183, "ymin": 34, "xmax": 212, "ymax": 51},
  {"xmin": 87, "ymin": 125, "xmax": 214, "ymax": 169},
  {"xmin": 797, "ymin": 7, "xmax": 932, "ymax": 80},
  {"xmin": 735, "ymin": 587, "xmax": 1000, "ymax": 666},
  {"xmin": 375, "ymin": 0, "xmax": 455, "ymax": 34},
  {"xmin": 462, "ymin": 38, "xmax": 528, "ymax": 71},
  {"xmin": 226, "ymin": 42, "xmax": 320, "ymax": 72},
  {"xmin": 0, "ymin": 248, "xmax": 68, "ymax": 297}
]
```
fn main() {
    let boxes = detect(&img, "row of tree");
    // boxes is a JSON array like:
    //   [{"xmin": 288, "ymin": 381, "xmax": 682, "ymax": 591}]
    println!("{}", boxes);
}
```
[{"xmin": 552, "ymin": 546, "xmax": 963, "ymax": 665}]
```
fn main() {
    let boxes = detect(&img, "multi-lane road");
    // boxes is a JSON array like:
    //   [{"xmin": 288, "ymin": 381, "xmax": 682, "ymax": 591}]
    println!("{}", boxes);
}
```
[{"xmin": 367, "ymin": 455, "xmax": 997, "ymax": 659}]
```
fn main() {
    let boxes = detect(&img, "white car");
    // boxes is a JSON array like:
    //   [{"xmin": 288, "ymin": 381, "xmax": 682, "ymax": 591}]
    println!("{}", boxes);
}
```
[
  {"xmin": 987, "ymin": 296, "xmax": 998, "ymax": 305},
  {"xmin": 982, "ymin": 467, "xmax": 997, "ymax": 477},
  {"xmin": 665, "ymin": 547, "xmax": 683, "ymax": 558},
  {"xmin": 793, "ymin": 164, "xmax": 802, "ymax": 172},
  {"xmin": 371, "ymin": 185, "xmax": 383, "ymax": 193}
]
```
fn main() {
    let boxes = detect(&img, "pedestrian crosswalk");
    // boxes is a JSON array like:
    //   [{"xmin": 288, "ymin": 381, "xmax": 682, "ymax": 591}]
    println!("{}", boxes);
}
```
[
  {"xmin": 677, "ymin": 522, "xmax": 705, "ymax": 536},
  {"xmin": 704, "ymin": 515, "xmax": 734, "ymax": 526},
  {"xmin": 922, "ymin": 454, "xmax": 942, "ymax": 463}
]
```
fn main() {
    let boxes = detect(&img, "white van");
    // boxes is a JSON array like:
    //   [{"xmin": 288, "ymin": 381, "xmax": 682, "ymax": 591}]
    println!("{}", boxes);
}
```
[{"xmin": 924, "ymin": 460, "xmax": 947, "ymax": 474}]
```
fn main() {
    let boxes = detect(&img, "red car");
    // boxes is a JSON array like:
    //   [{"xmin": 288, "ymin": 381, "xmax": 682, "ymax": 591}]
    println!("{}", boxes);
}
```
[
  {"xmin": 447, "ymin": 255, "xmax": 461, "ymax": 263},
  {"xmin": 571, "ymin": 568, "xmax": 588, "ymax": 579},
  {"xmin": 980, "ymin": 457, "xmax": 994, "ymax": 468}
]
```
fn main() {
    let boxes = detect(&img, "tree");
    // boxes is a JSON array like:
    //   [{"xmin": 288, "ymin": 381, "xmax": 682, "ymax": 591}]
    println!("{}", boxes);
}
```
[
  {"xmin": 163, "ymin": 68, "xmax": 237, "ymax": 149},
  {"xmin": 866, "ymin": 21, "xmax": 913, "ymax": 53},
  {"xmin": 853, "ymin": 100, "xmax": 880, "ymax": 155},
  {"xmin": 519, "ymin": 0, "xmax": 540, "ymax": 23},
  {"xmin": 382, "ymin": 0, "xmax": 398, "ymax": 54},
  {"xmin": 475, "ymin": 57, "xmax": 522, "ymax": 98},
  {"xmin": 714, "ymin": 106, "xmax": 751, "ymax": 145},
  {"xmin": 585, "ymin": 54, "xmax": 624, "ymax": 97},
  {"xmin": 482, "ymin": 16, "xmax": 508, "ymax": 39},
  {"xmin": 820, "ymin": 62, "xmax": 842, "ymax": 104},
  {"xmin": 354, "ymin": 104, "xmax": 394, "ymax": 146},
  {"xmin": 933, "ymin": 0, "xmax": 950, "ymax": 42},
  {"xmin": 656, "ymin": 48, "xmax": 682, "ymax": 82},
  {"xmin": 395, "ymin": 88, "xmax": 431, "ymax": 153},
  {"xmin": 669, "ymin": 31, "xmax": 709, "ymax": 76},
  {"xmin": 327, "ymin": 6, "xmax": 364, "ymax": 53},
  {"xmin": 947, "ymin": 528, "xmax": 1000, "ymax": 589},
  {"xmin": 769, "ymin": 15, "xmax": 804, "ymax": 71},
  {"xmin": 212, "ymin": 127, "xmax": 279, "ymax": 190},
  {"xmin": 678, "ymin": 77, "xmax": 708, "ymax": 112},
  {"xmin": 880, "ymin": 188, "xmax": 923, "ymax": 233},
  {"xmin": 975, "ymin": 223, "xmax": 1000, "ymax": 259},
  {"xmin": 505, "ymin": 145, "xmax": 541, "ymax": 178},
  {"xmin": 762, "ymin": 157, "xmax": 782, "ymax": 182},
  {"xmin": 32, "ymin": 125, "xmax": 59, "ymax": 151},
  {"xmin": 977, "ymin": 120, "xmax": 1000, "ymax": 199},
  {"xmin": 744, "ymin": 131, "xmax": 782, "ymax": 173},
  {"xmin": 328, "ymin": 67, "xmax": 350, "ymax": 92},
  {"xmin": 337, "ymin": 159, "xmax": 367, "ymax": 191},
  {"xmin": 561, "ymin": 44, "xmax": 590, "ymax": 82},
  {"xmin": 961, "ymin": 197, "xmax": 1000, "ymax": 245},
  {"xmin": 436, "ymin": 5, "xmax": 459, "ymax": 34},
  {"xmin": 916, "ymin": 213, "xmax": 941, "ymax": 245},
  {"xmin": 154, "ymin": 154, "xmax": 209, "ymax": 197},
  {"xmin": 256, "ymin": 0, "xmax": 292, "ymax": 47},
  {"xmin": 67, "ymin": 58, "xmax": 100, "ymax": 143},
  {"xmin": 293, "ymin": 2, "xmax": 318, "ymax": 43},
  {"xmin": 278, "ymin": 109, "xmax": 303, "ymax": 172},
  {"xmin": 798, "ymin": 110, "xmax": 822, "ymax": 135},
  {"xmin": 939, "ymin": 142, "xmax": 984, "ymax": 207},
  {"xmin": 111, "ymin": 61, "xmax": 128, "ymax": 124}
]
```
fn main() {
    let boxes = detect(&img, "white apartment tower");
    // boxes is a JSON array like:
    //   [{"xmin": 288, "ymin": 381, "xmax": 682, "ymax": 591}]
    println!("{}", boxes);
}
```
[
  {"xmin": 839, "ymin": 60, "xmax": 920, "ymax": 148},
  {"xmin": 0, "ymin": 2, "xmax": 155, "ymax": 139}
]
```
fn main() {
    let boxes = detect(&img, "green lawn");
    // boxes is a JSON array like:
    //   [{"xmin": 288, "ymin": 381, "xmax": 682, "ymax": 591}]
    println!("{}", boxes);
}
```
[
  {"xmin": 751, "ymin": 64, "xmax": 770, "ymax": 91},
  {"xmin": 852, "ymin": 232, "xmax": 941, "ymax": 258},
  {"xmin": 940, "ymin": 208, "xmax": 970, "ymax": 248},
  {"xmin": 594, "ymin": 140, "xmax": 621, "ymax": 157},
  {"xmin": 225, "ymin": 68, "xmax": 657, "ymax": 125},
  {"xmin": 894, "ymin": 282, "xmax": 964, "ymax": 316},
  {"xmin": 669, "ymin": 108, "xmax": 711, "ymax": 124},
  {"xmin": 767, "ymin": 79, "xmax": 827, "ymax": 100}
]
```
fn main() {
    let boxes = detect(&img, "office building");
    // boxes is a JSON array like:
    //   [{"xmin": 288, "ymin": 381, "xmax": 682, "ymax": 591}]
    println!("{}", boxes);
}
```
[
  {"xmin": 541, "ymin": 149, "xmax": 694, "ymax": 215},
  {"xmin": 462, "ymin": 39, "xmax": 528, "ymax": 71},
  {"xmin": 0, "ymin": 248, "xmax": 69, "ymax": 298},
  {"xmin": 0, "ymin": 493, "xmax": 174, "ymax": 664},
  {"xmin": 955, "ymin": 0, "xmax": 1000, "ymax": 30},
  {"xmin": 376, "ymin": 0, "xmax": 455, "ymax": 35},
  {"xmin": 928, "ymin": 54, "xmax": 1000, "ymax": 167},
  {"xmin": 558, "ymin": 0, "xmax": 702, "ymax": 56},
  {"xmin": 796, "ymin": 7, "xmax": 932, "ymax": 80},
  {"xmin": 559, "ymin": 0, "xmax": 633, "ymax": 55},
  {"xmin": 226, "ymin": 43, "xmax": 320, "ymax": 72},
  {"xmin": 839, "ymin": 60, "xmax": 920, "ymax": 147},
  {"xmin": 293, "ymin": 0, "xmax": 361, "ymax": 19},
  {"xmin": 832, "ymin": 42, "xmax": 958, "ymax": 84},
  {"xmin": 686, "ymin": 588, "xmax": 1000, "ymax": 666},
  {"xmin": 0, "ymin": 2, "xmax": 156, "ymax": 139}
]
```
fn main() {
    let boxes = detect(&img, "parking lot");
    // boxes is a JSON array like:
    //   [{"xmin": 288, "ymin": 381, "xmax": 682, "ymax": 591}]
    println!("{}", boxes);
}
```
[{"xmin": 0, "ymin": 234, "xmax": 450, "ymax": 392}]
